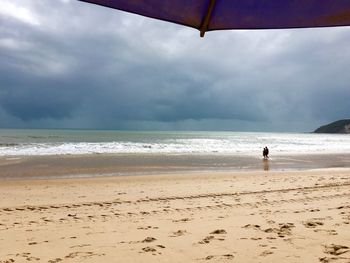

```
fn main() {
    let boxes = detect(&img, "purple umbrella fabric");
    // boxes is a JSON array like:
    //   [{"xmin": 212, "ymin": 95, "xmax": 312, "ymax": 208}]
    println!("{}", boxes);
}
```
[{"xmin": 79, "ymin": 0, "xmax": 350, "ymax": 37}]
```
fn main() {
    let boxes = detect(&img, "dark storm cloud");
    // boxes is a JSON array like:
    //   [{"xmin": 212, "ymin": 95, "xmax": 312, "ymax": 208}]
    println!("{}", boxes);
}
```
[{"xmin": 0, "ymin": 0, "xmax": 350, "ymax": 131}]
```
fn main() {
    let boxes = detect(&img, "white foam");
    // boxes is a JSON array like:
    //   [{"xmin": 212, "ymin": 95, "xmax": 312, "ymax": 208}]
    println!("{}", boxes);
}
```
[{"xmin": 0, "ymin": 132, "xmax": 350, "ymax": 156}]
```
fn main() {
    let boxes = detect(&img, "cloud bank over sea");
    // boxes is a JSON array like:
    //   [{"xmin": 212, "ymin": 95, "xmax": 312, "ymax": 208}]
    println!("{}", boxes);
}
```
[{"xmin": 1, "ymin": 0, "xmax": 350, "ymax": 131}]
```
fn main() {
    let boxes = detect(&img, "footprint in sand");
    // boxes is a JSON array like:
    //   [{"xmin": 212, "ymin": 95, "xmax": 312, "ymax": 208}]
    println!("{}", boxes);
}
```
[
  {"xmin": 199, "ymin": 236, "xmax": 215, "ymax": 244},
  {"xmin": 172, "ymin": 218, "xmax": 192, "ymax": 223},
  {"xmin": 303, "ymin": 220, "xmax": 324, "ymax": 228},
  {"xmin": 137, "ymin": 226, "xmax": 157, "ymax": 230},
  {"xmin": 170, "ymin": 230, "xmax": 187, "ymax": 237},
  {"xmin": 319, "ymin": 256, "xmax": 350, "ymax": 263},
  {"xmin": 69, "ymin": 244, "xmax": 91, "ymax": 248},
  {"xmin": 210, "ymin": 229, "xmax": 227, "ymax": 235},
  {"xmin": 199, "ymin": 230, "xmax": 227, "ymax": 244},
  {"xmin": 142, "ymin": 247, "xmax": 156, "ymax": 253},
  {"xmin": 142, "ymin": 237, "xmax": 157, "ymax": 243},
  {"xmin": 202, "ymin": 254, "xmax": 234, "ymax": 261},
  {"xmin": 141, "ymin": 245, "xmax": 165, "ymax": 255},
  {"xmin": 14, "ymin": 253, "xmax": 40, "ymax": 261},
  {"xmin": 260, "ymin": 250, "xmax": 274, "ymax": 256},
  {"xmin": 64, "ymin": 252, "xmax": 105, "ymax": 259},
  {"xmin": 251, "ymin": 237, "xmax": 262, "ymax": 240},
  {"xmin": 323, "ymin": 244, "xmax": 349, "ymax": 256},
  {"xmin": 276, "ymin": 223, "xmax": 295, "ymax": 237},
  {"xmin": 314, "ymin": 229, "xmax": 337, "ymax": 235},
  {"xmin": 48, "ymin": 258, "xmax": 62, "ymax": 263},
  {"xmin": 309, "ymin": 208, "xmax": 320, "ymax": 212},
  {"xmin": 243, "ymin": 223, "xmax": 295, "ymax": 238},
  {"xmin": 242, "ymin": 224, "xmax": 261, "ymax": 230}
]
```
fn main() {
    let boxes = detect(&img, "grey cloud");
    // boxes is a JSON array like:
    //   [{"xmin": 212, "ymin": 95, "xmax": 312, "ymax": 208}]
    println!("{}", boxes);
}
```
[{"xmin": 0, "ymin": 0, "xmax": 350, "ymax": 131}]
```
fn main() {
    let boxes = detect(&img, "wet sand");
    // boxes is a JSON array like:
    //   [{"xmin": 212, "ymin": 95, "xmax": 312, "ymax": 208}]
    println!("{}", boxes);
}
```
[
  {"xmin": 0, "ymin": 168, "xmax": 350, "ymax": 262},
  {"xmin": 1, "ymin": 153, "xmax": 350, "ymax": 179}
]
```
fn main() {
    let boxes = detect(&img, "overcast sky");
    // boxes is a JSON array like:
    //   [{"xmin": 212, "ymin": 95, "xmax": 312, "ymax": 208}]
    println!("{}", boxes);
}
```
[{"xmin": 1, "ymin": 0, "xmax": 350, "ymax": 132}]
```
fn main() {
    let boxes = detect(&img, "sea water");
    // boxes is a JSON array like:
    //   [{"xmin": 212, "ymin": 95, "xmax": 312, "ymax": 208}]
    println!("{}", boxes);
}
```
[{"xmin": 0, "ymin": 129, "xmax": 350, "ymax": 156}]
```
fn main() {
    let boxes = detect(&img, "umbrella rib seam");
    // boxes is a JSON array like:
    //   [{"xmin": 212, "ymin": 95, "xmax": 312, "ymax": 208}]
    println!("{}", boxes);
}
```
[{"xmin": 200, "ymin": 0, "xmax": 216, "ymax": 37}]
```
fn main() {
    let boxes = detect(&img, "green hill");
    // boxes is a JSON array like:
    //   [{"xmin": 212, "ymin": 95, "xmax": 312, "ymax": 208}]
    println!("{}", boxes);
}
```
[{"xmin": 314, "ymin": 119, "xmax": 350, "ymax": 134}]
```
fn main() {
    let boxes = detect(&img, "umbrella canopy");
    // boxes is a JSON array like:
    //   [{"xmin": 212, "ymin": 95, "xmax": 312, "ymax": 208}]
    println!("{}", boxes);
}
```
[{"xmin": 79, "ymin": 0, "xmax": 350, "ymax": 37}]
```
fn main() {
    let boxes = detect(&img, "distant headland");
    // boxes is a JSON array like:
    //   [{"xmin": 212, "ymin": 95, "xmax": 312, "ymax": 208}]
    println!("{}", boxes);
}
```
[{"xmin": 314, "ymin": 119, "xmax": 350, "ymax": 134}]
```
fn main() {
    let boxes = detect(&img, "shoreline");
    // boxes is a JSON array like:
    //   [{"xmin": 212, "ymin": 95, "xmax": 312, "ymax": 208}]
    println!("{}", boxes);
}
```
[{"xmin": 1, "ymin": 152, "xmax": 350, "ymax": 180}]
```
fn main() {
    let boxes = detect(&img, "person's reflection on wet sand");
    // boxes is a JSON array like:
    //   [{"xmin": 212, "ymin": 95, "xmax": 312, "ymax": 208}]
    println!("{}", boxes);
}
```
[{"xmin": 263, "ymin": 159, "xmax": 269, "ymax": 171}]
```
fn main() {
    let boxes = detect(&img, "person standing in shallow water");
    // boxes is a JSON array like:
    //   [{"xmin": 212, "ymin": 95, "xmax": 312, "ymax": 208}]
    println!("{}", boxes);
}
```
[
  {"xmin": 262, "ymin": 146, "xmax": 270, "ymax": 171},
  {"xmin": 263, "ymin": 146, "xmax": 269, "ymax": 159},
  {"xmin": 263, "ymin": 147, "xmax": 266, "ymax": 158}
]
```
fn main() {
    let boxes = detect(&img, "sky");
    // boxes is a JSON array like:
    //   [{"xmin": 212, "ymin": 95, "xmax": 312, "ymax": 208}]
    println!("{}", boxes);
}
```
[{"xmin": 1, "ymin": 0, "xmax": 350, "ymax": 132}]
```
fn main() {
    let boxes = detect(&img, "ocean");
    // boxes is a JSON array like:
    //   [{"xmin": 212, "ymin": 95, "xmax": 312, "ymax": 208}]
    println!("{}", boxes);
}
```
[{"xmin": 1, "ymin": 129, "xmax": 350, "ymax": 157}]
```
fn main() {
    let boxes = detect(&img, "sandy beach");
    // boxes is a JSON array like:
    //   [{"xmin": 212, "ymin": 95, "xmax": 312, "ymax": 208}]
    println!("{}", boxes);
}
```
[
  {"xmin": 3, "ymin": 0, "xmax": 350, "ymax": 261},
  {"xmin": 0, "ymin": 167, "xmax": 349, "ymax": 262}
]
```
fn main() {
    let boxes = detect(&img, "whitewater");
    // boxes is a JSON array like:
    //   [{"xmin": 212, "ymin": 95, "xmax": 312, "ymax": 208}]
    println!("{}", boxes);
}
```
[{"xmin": 0, "ymin": 129, "xmax": 350, "ymax": 156}]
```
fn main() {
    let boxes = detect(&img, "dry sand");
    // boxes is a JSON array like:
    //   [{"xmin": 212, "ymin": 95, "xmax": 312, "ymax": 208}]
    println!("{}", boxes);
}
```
[{"xmin": 0, "ymin": 169, "xmax": 350, "ymax": 262}]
